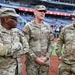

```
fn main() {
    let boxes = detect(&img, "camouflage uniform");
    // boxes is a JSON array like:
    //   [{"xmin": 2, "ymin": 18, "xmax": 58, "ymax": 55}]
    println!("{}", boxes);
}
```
[
  {"xmin": 23, "ymin": 20, "xmax": 54, "ymax": 75},
  {"xmin": 56, "ymin": 24, "xmax": 75, "ymax": 75},
  {"xmin": 0, "ymin": 25, "xmax": 29, "ymax": 75}
]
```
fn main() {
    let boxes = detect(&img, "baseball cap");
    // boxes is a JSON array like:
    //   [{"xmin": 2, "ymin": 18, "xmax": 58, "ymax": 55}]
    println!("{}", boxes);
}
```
[
  {"xmin": 71, "ymin": 10, "xmax": 75, "ymax": 16},
  {"xmin": 0, "ymin": 7, "xmax": 19, "ymax": 17},
  {"xmin": 35, "ymin": 5, "xmax": 46, "ymax": 12}
]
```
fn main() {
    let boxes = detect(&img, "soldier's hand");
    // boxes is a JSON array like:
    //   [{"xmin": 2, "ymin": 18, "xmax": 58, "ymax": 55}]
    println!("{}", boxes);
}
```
[
  {"xmin": 41, "ymin": 57, "xmax": 47, "ymax": 62},
  {"xmin": 0, "ymin": 44, "xmax": 11, "ymax": 56},
  {"xmin": 35, "ymin": 57, "xmax": 45, "ymax": 65},
  {"xmin": 58, "ymin": 56, "xmax": 61, "ymax": 60}
]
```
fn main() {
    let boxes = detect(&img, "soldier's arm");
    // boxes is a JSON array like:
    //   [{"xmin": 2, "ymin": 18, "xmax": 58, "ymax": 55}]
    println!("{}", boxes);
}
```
[
  {"xmin": 23, "ymin": 24, "xmax": 37, "ymax": 60},
  {"xmin": 11, "ymin": 30, "xmax": 29, "ymax": 58},
  {"xmin": 46, "ymin": 27, "xmax": 54, "ymax": 59},
  {"xmin": 11, "ymin": 30, "xmax": 29, "ymax": 75},
  {"xmin": 56, "ymin": 28, "xmax": 65, "ymax": 57},
  {"xmin": 19, "ymin": 31, "xmax": 29, "ymax": 55}
]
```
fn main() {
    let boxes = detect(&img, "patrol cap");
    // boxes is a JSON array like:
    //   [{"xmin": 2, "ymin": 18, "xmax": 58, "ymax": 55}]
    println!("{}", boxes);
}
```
[
  {"xmin": 35, "ymin": 5, "xmax": 46, "ymax": 12},
  {"xmin": 0, "ymin": 7, "xmax": 19, "ymax": 17},
  {"xmin": 71, "ymin": 10, "xmax": 75, "ymax": 16}
]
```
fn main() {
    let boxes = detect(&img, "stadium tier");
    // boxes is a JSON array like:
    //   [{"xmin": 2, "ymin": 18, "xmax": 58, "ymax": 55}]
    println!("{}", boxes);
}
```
[{"xmin": 17, "ymin": 14, "xmax": 72, "ymax": 31}]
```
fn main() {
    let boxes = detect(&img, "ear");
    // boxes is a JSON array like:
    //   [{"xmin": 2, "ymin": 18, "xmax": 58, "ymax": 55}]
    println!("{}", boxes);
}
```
[
  {"xmin": 34, "ymin": 10, "xmax": 36, "ymax": 16},
  {"xmin": 4, "ymin": 18, "xmax": 8, "ymax": 23}
]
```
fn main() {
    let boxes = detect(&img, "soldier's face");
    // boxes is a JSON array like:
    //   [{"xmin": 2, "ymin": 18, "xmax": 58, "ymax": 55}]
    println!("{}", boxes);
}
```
[
  {"xmin": 34, "ymin": 10, "xmax": 46, "ymax": 20},
  {"xmin": 6, "ymin": 16, "xmax": 18, "ymax": 28},
  {"xmin": 72, "ymin": 16, "xmax": 75, "ymax": 25}
]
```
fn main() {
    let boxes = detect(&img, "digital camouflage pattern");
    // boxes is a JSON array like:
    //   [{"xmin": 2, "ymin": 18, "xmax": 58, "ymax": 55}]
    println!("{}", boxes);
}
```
[
  {"xmin": 0, "ymin": 25, "xmax": 29, "ymax": 75},
  {"xmin": 56, "ymin": 24, "xmax": 75, "ymax": 75},
  {"xmin": 23, "ymin": 20, "xmax": 54, "ymax": 75},
  {"xmin": 35, "ymin": 5, "xmax": 46, "ymax": 11}
]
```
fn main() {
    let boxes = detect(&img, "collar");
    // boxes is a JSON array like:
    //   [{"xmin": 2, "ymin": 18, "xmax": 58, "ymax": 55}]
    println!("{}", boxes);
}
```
[{"xmin": 32, "ymin": 20, "xmax": 46, "ymax": 28}]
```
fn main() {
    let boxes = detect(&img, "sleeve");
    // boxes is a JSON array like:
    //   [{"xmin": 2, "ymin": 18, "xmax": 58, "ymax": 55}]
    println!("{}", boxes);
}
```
[
  {"xmin": 11, "ymin": 30, "xmax": 29, "ymax": 75},
  {"xmin": 18, "ymin": 32, "xmax": 29, "ymax": 75},
  {"xmin": 23, "ymin": 24, "xmax": 37, "ymax": 60},
  {"xmin": 19, "ymin": 31, "xmax": 29, "ymax": 55},
  {"xmin": 56, "ymin": 28, "xmax": 65, "ymax": 57},
  {"xmin": 12, "ymin": 30, "xmax": 29, "ymax": 58},
  {"xmin": 0, "ymin": 34, "xmax": 11, "ymax": 56},
  {"xmin": 46, "ymin": 27, "xmax": 54, "ymax": 59},
  {"xmin": 22, "ymin": 24, "xmax": 30, "ymax": 41}
]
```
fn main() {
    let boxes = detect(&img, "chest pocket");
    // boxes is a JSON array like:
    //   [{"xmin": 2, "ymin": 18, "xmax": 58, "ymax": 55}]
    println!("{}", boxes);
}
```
[
  {"xmin": 42, "ymin": 26, "xmax": 50, "ymax": 39},
  {"xmin": 41, "ymin": 28, "xmax": 50, "ymax": 38},
  {"xmin": 1, "ymin": 33, "xmax": 11, "ymax": 44},
  {"xmin": 12, "ymin": 32, "xmax": 20, "ymax": 42},
  {"xmin": 30, "ymin": 27, "xmax": 41, "ymax": 41},
  {"xmin": 65, "ymin": 31, "xmax": 74, "ymax": 41}
]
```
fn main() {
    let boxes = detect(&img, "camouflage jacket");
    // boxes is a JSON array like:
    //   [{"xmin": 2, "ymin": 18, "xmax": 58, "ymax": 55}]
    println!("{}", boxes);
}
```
[
  {"xmin": 56, "ymin": 24, "xmax": 75, "ymax": 64},
  {"xmin": 23, "ymin": 20, "xmax": 54, "ymax": 60},
  {"xmin": 0, "ymin": 25, "xmax": 29, "ymax": 68}
]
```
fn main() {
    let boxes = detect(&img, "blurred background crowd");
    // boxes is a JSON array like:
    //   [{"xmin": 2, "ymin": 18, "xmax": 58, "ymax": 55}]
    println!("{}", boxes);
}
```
[{"xmin": 0, "ymin": 0, "xmax": 75, "ymax": 38}]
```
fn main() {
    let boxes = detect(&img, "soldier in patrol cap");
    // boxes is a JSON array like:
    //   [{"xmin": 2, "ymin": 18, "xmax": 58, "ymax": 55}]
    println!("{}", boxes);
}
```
[
  {"xmin": 0, "ymin": 7, "xmax": 29, "ymax": 75},
  {"xmin": 23, "ymin": 5, "xmax": 54, "ymax": 75},
  {"xmin": 56, "ymin": 10, "xmax": 75, "ymax": 75}
]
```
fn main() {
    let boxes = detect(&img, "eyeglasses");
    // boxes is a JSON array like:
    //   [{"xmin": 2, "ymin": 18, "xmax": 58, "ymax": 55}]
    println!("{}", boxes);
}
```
[
  {"xmin": 71, "ymin": 16, "xmax": 75, "ymax": 18},
  {"xmin": 10, "ymin": 17, "xmax": 17, "ymax": 20},
  {"xmin": 38, "ymin": 10, "xmax": 46, "ymax": 12}
]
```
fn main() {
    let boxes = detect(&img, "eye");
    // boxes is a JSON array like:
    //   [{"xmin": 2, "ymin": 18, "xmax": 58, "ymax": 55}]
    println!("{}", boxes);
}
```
[
  {"xmin": 38, "ymin": 10, "xmax": 46, "ymax": 12},
  {"xmin": 10, "ymin": 17, "xmax": 17, "ymax": 20},
  {"xmin": 72, "ymin": 16, "xmax": 75, "ymax": 18}
]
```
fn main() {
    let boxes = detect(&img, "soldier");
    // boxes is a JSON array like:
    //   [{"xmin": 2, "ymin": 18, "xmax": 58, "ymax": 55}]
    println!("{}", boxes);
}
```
[
  {"xmin": 56, "ymin": 10, "xmax": 75, "ymax": 75},
  {"xmin": 23, "ymin": 5, "xmax": 54, "ymax": 75},
  {"xmin": 0, "ymin": 7, "xmax": 29, "ymax": 75}
]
